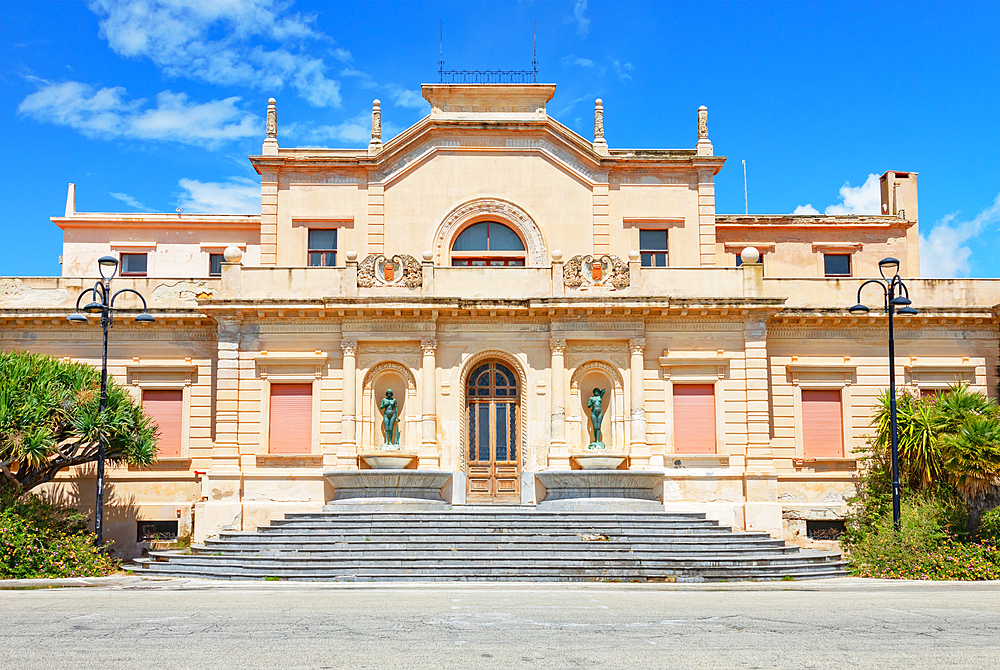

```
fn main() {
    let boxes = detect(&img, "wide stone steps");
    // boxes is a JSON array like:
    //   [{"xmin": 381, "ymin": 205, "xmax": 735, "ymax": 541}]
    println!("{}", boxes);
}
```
[{"xmin": 129, "ymin": 508, "xmax": 848, "ymax": 582}]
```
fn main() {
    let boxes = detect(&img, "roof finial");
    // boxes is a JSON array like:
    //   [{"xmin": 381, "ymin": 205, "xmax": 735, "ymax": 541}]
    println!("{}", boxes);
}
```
[
  {"xmin": 696, "ymin": 105, "xmax": 712, "ymax": 156},
  {"xmin": 369, "ymin": 99, "xmax": 383, "ymax": 155},
  {"xmin": 593, "ymin": 99, "xmax": 608, "ymax": 156},
  {"xmin": 262, "ymin": 97, "xmax": 278, "ymax": 156}
]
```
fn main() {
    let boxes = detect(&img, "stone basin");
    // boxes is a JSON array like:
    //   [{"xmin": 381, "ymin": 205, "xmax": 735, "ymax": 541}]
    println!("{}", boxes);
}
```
[
  {"xmin": 570, "ymin": 453, "xmax": 627, "ymax": 470},
  {"xmin": 323, "ymin": 469, "xmax": 452, "ymax": 507},
  {"xmin": 359, "ymin": 451, "xmax": 418, "ymax": 469},
  {"xmin": 535, "ymin": 470, "xmax": 664, "ymax": 511}
]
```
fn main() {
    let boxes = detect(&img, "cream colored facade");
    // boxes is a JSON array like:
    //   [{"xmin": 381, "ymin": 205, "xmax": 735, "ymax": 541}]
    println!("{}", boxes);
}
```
[{"xmin": 3, "ymin": 84, "xmax": 998, "ymax": 559}]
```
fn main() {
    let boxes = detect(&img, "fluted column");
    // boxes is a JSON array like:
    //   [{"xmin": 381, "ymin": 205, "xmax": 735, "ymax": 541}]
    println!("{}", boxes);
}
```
[
  {"xmin": 421, "ymin": 338, "xmax": 437, "ymax": 447},
  {"xmin": 549, "ymin": 338, "xmax": 566, "ymax": 445},
  {"xmin": 340, "ymin": 339, "xmax": 357, "ymax": 461},
  {"xmin": 629, "ymin": 337, "xmax": 647, "ymax": 450}
]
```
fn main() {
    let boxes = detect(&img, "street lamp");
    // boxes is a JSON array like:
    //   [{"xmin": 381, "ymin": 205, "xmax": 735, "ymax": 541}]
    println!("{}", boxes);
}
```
[
  {"xmin": 67, "ymin": 256, "xmax": 155, "ymax": 546},
  {"xmin": 848, "ymin": 257, "xmax": 917, "ymax": 531}
]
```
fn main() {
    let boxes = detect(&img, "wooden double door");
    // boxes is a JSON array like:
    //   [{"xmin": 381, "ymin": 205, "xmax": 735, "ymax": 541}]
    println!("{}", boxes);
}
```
[{"xmin": 466, "ymin": 361, "xmax": 520, "ymax": 503}]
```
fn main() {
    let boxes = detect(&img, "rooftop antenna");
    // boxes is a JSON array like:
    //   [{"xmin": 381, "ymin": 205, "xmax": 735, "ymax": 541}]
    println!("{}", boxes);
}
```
[
  {"xmin": 438, "ymin": 20, "xmax": 444, "ymax": 83},
  {"xmin": 742, "ymin": 160, "xmax": 749, "ymax": 215},
  {"xmin": 532, "ymin": 22, "xmax": 538, "ymax": 82}
]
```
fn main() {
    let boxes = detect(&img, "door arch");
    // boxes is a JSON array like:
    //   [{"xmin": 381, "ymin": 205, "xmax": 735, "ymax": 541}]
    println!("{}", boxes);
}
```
[{"xmin": 465, "ymin": 360, "xmax": 521, "ymax": 502}]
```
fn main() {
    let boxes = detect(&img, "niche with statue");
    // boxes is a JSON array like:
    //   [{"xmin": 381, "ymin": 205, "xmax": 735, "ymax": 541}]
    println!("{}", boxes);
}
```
[
  {"xmin": 359, "ymin": 363, "xmax": 419, "ymax": 467},
  {"xmin": 568, "ymin": 363, "xmax": 627, "ymax": 469}
]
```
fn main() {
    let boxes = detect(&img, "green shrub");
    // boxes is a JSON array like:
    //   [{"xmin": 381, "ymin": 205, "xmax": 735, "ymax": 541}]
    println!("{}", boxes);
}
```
[{"xmin": 0, "ymin": 494, "xmax": 118, "ymax": 579}]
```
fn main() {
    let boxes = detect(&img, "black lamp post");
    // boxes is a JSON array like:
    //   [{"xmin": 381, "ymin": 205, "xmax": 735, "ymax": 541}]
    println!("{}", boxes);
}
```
[
  {"xmin": 68, "ymin": 256, "xmax": 155, "ymax": 546},
  {"xmin": 848, "ymin": 257, "xmax": 917, "ymax": 531}
]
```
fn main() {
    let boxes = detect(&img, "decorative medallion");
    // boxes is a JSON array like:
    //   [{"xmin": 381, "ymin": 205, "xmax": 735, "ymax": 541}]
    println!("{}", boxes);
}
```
[
  {"xmin": 564, "ymin": 254, "xmax": 629, "ymax": 290},
  {"xmin": 358, "ymin": 254, "xmax": 422, "ymax": 288}
]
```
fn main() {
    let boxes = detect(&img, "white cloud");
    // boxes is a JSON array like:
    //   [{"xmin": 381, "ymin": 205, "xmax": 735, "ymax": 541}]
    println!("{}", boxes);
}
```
[
  {"xmin": 572, "ymin": 0, "xmax": 591, "ymax": 37},
  {"xmin": 88, "ymin": 0, "xmax": 345, "ymax": 107},
  {"xmin": 18, "ymin": 80, "xmax": 258, "ymax": 147},
  {"xmin": 177, "ymin": 176, "xmax": 260, "ymax": 214},
  {"xmin": 612, "ymin": 59, "xmax": 634, "ymax": 82},
  {"xmin": 387, "ymin": 86, "xmax": 426, "ymax": 110},
  {"xmin": 792, "ymin": 173, "xmax": 882, "ymax": 215},
  {"xmin": 284, "ymin": 111, "xmax": 370, "ymax": 144},
  {"xmin": 920, "ymin": 193, "xmax": 1000, "ymax": 277},
  {"xmin": 562, "ymin": 55, "xmax": 596, "ymax": 68},
  {"xmin": 109, "ymin": 192, "xmax": 153, "ymax": 211}
]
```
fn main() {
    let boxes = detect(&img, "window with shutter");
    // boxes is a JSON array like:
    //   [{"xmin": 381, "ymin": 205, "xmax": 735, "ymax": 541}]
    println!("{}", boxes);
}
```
[
  {"xmin": 672, "ymin": 384, "xmax": 716, "ymax": 454},
  {"xmin": 802, "ymin": 389, "xmax": 844, "ymax": 457},
  {"xmin": 143, "ymin": 389, "xmax": 183, "ymax": 458},
  {"xmin": 268, "ymin": 384, "xmax": 313, "ymax": 454}
]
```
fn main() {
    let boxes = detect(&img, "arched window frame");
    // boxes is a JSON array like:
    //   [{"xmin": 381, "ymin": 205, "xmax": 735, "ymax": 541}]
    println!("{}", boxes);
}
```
[{"xmin": 449, "ymin": 218, "xmax": 527, "ymax": 267}]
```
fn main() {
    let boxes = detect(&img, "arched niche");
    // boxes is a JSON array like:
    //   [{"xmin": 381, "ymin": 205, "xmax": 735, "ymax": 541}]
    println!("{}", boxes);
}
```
[
  {"xmin": 361, "ymin": 362, "xmax": 417, "ymax": 449},
  {"xmin": 569, "ymin": 361, "xmax": 625, "ymax": 450},
  {"xmin": 431, "ymin": 197, "xmax": 547, "ymax": 267}
]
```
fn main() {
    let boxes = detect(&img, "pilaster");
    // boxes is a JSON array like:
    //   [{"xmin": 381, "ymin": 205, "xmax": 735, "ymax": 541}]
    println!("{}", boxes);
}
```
[
  {"xmin": 629, "ymin": 336, "xmax": 648, "ymax": 462},
  {"xmin": 697, "ymin": 168, "xmax": 716, "ymax": 266},
  {"xmin": 549, "ymin": 338, "xmax": 567, "ymax": 467},
  {"xmin": 339, "ymin": 338, "xmax": 358, "ymax": 466},
  {"xmin": 420, "ymin": 337, "xmax": 439, "ymax": 467},
  {"xmin": 260, "ymin": 169, "xmax": 278, "ymax": 265},
  {"xmin": 743, "ymin": 315, "xmax": 781, "ymax": 535}
]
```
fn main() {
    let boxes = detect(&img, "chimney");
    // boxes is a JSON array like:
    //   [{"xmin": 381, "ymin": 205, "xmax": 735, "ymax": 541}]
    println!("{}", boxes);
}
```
[{"xmin": 879, "ymin": 171, "xmax": 918, "ymax": 221}]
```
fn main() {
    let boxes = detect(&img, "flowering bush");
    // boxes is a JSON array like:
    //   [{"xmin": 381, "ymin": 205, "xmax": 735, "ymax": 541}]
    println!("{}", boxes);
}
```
[{"xmin": 0, "ymin": 494, "xmax": 117, "ymax": 579}]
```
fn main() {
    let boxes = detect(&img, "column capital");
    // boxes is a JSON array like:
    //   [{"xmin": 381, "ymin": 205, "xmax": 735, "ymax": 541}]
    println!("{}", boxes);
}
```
[
  {"xmin": 549, "ymin": 337, "xmax": 566, "ymax": 354},
  {"xmin": 341, "ymin": 338, "xmax": 357, "ymax": 354},
  {"xmin": 420, "ymin": 338, "xmax": 437, "ymax": 354},
  {"xmin": 628, "ymin": 337, "xmax": 646, "ymax": 354}
]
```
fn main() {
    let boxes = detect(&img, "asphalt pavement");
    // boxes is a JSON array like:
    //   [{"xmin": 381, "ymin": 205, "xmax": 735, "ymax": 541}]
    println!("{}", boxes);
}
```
[{"xmin": 2, "ymin": 576, "xmax": 998, "ymax": 669}]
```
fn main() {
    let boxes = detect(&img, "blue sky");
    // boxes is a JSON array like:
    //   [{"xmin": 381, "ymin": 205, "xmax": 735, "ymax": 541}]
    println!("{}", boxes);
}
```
[{"xmin": 2, "ymin": 0, "xmax": 998, "ymax": 278}]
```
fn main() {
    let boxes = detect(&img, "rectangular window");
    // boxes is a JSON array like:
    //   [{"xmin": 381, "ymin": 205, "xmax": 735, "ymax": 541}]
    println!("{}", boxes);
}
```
[
  {"xmin": 137, "ymin": 520, "xmax": 178, "ymax": 542},
  {"xmin": 921, "ymin": 388, "xmax": 942, "ymax": 400},
  {"xmin": 639, "ymin": 229, "xmax": 668, "ymax": 267},
  {"xmin": 672, "ymin": 384, "xmax": 716, "ymax": 454},
  {"xmin": 142, "ymin": 389, "xmax": 183, "ymax": 458},
  {"xmin": 824, "ymin": 254, "xmax": 851, "ymax": 277},
  {"xmin": 120, "ymin": 253, "xmax": 148, "ymax": 277},
  {"xmin": 802, "ymin": 389, "xmax": 844, "ymax": 457},
  {"xmin": 268, "ymin": 384, "xmax": 312, "ymax": 454},
  {"xmin": 308, "ymin": 229, "xmax": 337, "ymax": 267},
  {"xmin": 209, "ymin": 253, "xmax": 224, "ymax": 277}
]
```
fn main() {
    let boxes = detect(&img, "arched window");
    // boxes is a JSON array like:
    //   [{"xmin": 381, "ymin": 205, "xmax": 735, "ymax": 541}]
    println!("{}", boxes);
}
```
[{"xmin": 450, "ymin": 221, "xmax": 526, "ymax": 267}]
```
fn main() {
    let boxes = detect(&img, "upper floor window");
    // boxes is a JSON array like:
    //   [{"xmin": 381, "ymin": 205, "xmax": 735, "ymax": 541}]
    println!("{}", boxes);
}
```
[
  {"xmin": 639, "ymin": 229, "xmax": 668, "ymax": 267},
  {"xmin": 308, "ymin": 229, "xmax": 337, "ymax": 267},
  {"xmin": 120, "ymin": 253, "xmax": 147, "ymax": 277},
  {"xmin": 209, "ymin": 253, "xmax": 224, "ymax": 277},
  {"xmin": 824, "ymin": 254, "xmax": 851, "ymax": 277},
  {"xmin": 451, "ymin": 221, "xmax": 525, "ymax": 267}
]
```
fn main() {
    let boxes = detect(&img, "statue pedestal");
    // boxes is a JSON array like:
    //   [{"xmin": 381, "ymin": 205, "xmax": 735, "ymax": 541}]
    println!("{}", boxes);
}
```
[
  {"xmin": 571, "ymin": 453, "xmax": 627, "ymax": 470},
  {"xmin": 535, "ymin": 470, "xmax": 663, "ymax": 511},
  {"xmin": 359, "ymin": 451, "xmax": 418, "ymax": 469},
  {"xmin": 323, "ymin": 469, "xmax": 452, "ymax": 510}
]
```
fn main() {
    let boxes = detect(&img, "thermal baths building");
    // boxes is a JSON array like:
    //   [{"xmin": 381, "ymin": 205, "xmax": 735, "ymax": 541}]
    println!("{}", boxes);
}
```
[{"xmin": 3, "ymin": 84, "xmax": 998, "ymax": 558}]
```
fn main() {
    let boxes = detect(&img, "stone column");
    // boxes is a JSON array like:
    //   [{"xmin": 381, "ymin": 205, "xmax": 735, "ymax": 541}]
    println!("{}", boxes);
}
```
[
  {"xmin": 421, "ymin": 338, "xmax": 437, "ymax": 451},
  {"xmin": 629, "ymin": 337, "xmax": 647, "ymax": 453},
  {"xmin": 743, "ymin": 315, "xmax": 781, "ymax": 535},
  {"xmin": 197, "ymin": 316, "xmax": 243, "ymax": 542},
  {"xmin": 549, "ymin": 338, "xmax": 566, "ymax": 446},
  {"xmin": 339, "ymin": 339, "xmax": 357, "ymax": 464}
]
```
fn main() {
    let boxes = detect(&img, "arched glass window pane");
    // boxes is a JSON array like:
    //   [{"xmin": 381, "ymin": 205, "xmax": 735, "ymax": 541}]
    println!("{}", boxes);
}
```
[
  {"xmin": 452, "ymin": 222, "xmax": 489, "ymax": 251},
  {"xmin": 488, "ymin": 223, "xmax": 524, "ymax": 251}
]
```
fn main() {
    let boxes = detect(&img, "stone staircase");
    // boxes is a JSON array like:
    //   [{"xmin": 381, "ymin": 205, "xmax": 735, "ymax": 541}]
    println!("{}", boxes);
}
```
[{"xmin": 131, "ymin": 508, "xmax": 848, "ymax": 582}]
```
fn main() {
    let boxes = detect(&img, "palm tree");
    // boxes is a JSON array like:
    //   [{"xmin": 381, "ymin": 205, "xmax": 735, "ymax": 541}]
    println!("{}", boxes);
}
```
[
  {"xmin": 0, "ymin": 350, "xmax": 156, "ymax": 497},
  {"xmin": 940, "ymin": 415, "xmax": 1000, "ymax": 535}
]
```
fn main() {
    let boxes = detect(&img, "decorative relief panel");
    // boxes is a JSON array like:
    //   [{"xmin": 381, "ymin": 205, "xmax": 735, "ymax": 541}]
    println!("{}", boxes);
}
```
[
  {"xmin": 357, "ymin": 254, "xmax": 422, "ymax": 288},
  {"xmin": 563, "ymin": 254, "xmax": 629, "ymax": 290}
]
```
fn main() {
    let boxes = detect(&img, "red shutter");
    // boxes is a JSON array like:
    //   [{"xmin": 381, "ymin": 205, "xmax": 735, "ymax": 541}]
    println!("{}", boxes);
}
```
[
  {"xmin": 673, "ymin": 384, "xmax": 716, "ymax": 454},
  {"xmin": 269, "ymin": 384, "xmax": 312, "ymax": 454},
  {"xmin": 143, "ymin": 390, "xmax": 183, "ymax": 458},
  {"xmin": 802, "ymin": 390, "xmax": 843, "ymax": 457}
]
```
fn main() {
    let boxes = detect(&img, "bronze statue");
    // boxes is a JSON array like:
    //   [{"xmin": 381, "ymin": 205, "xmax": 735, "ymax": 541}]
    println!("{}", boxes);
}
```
[
  {"xmin": 379, "ymin": 389, "xmax": 399, "ymax": 447},
  {"xmin": 587, "ymin": 387, "xmax": 607, "ymax": 448}
]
